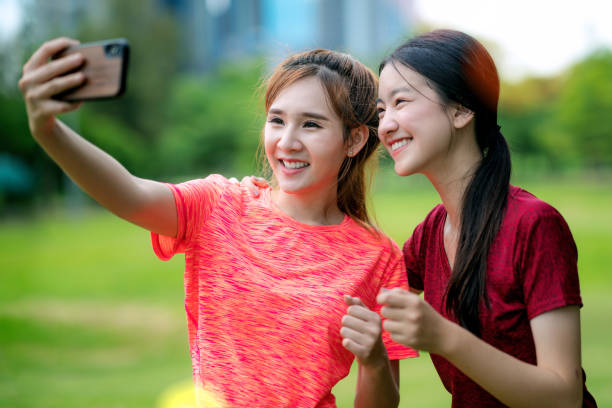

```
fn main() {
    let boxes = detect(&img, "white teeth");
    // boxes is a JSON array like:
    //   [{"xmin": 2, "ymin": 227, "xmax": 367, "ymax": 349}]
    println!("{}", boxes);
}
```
[
  {"xmin": 391, "ymin": 139, "xmax": 410, "ymax": 151},
  {"xmin": 282, "ymin": 160, "xmax": 309, "ymax": 169}
]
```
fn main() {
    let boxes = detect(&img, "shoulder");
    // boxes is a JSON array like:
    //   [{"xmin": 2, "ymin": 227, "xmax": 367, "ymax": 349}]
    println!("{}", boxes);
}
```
[
  {"xmin": 403, "ymin": 204, "xmax": 445, "ymax": 250},
  {"xmin": 506, "ymin": 185, "xmax": 568, "ymax": 230},
  {"xmin": 505, "ymin": 186, "xmax": 576, "ymax": 258},
  {"xmin": 350, "ymin": 221, "xmax": 402, "ymax": 253}
]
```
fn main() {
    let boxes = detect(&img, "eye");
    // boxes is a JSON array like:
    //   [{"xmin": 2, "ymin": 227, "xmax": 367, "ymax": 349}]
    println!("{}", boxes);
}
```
[
  {"xmin": 377, "ymin": 106, "xmax": 385, "ymax": 117},
  {"xmin": 268, "ymin": 117, "xmax": 283, "ymax": 125},
  {"xmin": 394, "ymin": 98, "xmax": 410, "ymax": 107},
  {"xmin": 303, "ymin": 121, "xmax": 321, "ymax": 128}
]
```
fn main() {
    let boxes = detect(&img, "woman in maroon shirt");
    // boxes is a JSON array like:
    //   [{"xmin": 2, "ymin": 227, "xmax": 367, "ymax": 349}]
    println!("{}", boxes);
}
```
[{"xmin": 376, "ymin": 29, "xmax": 597, "ymax": 407}]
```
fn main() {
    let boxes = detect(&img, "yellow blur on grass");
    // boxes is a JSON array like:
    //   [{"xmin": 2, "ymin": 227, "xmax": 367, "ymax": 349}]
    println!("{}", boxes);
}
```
[{"xmin": 158, "ymin": 380, "xmax": 228, "ymax": 408}]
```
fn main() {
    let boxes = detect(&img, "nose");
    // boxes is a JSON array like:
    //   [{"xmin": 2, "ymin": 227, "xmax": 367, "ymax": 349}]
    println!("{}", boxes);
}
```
[
  {"xmin": 277, "ymin": 125, "xmax": 302, "ymax": 152},
  {"xmin": 378, "ymin": 110, "xmax": 398, "ymax": 141}
]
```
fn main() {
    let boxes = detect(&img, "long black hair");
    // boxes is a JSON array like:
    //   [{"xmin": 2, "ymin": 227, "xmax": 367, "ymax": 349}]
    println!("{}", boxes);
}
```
[{"xmin": 380, "ymin": 29, "xmax": 511, "ymax": 336}]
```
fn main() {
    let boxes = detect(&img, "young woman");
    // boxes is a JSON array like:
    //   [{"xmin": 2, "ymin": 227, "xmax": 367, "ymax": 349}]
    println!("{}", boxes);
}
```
[
  {"xmin": 375, "ymin": 30, "xmax": 597, "ymax": 407},
  {"xmin": 18, "ymin": 38, "xmax": 418, "ymax": 407}
]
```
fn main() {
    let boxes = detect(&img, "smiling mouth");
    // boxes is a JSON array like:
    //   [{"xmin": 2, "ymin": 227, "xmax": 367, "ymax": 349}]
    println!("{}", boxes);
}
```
[
  {"xmin": 280, "ymin": 160, "xmax": 310, "ymax": 169},
  {"xmin": 390, "ymin": 138, "xmax": 411, "ymax": 151}
]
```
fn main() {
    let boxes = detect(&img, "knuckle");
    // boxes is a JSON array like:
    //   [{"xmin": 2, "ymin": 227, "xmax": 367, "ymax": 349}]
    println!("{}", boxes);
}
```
[
  {"xmin": 18, "ymin": 77, "xmax": 27, "ymax": 92},
  {"xmin": 24, "ymin": 91, "xmax": 36, "ymax": 104},
  {"xmin": 366, "ymin": 325, "xmax": 380, "ymax": 338}
]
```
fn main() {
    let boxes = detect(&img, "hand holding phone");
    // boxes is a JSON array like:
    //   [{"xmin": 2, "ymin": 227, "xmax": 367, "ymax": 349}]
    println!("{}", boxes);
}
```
[{"xmin": 52, "ymin": 38, "xmax": 129, "ymax": 101}]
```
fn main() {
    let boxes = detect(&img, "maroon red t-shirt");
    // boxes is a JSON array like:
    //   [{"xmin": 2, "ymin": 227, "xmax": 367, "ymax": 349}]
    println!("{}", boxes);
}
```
[{"xmin": 404, "ymin": 185, "xmax": 597, "ymax": 407}]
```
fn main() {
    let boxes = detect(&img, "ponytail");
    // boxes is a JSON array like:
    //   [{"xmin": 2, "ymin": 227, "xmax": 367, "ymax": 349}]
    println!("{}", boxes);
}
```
[{"xmin": 445, "ymin": 126, "xmax": 511, "ymax": 336}]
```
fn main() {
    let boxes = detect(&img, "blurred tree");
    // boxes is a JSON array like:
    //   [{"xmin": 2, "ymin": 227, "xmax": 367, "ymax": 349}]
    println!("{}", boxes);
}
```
[
  {"xmin": 158, "ymin": 62, "xmax": 265, "ymax": 178},
  {"xmin": 549, "ymin": 48, "xmax": 612, "ymax": 168},
  {"xmin": 76, "ymin": 0, "xmax": 182, "ymax": 177}
]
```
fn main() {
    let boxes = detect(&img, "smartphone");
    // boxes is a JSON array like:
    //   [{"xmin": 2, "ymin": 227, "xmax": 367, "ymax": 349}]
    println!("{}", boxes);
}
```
[{"xmin": 53, "ymin": 38, "xmax": 130, "ymax": 101}]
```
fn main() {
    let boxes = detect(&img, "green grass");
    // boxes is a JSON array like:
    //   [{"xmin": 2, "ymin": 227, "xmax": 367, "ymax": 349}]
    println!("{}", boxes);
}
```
[{"xmin": 0, "ymin": 176, "xmax": 610, "ymax": 407}]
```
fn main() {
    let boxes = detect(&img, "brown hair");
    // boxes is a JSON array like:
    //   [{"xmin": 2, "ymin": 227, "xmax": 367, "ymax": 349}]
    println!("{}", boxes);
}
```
[{"xmin": 262, "ymin": 49, "xmax": 380, "ymax": 225}]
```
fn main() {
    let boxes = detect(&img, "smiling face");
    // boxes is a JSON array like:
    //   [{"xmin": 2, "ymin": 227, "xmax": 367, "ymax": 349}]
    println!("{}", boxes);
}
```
[
  {"xmin": 264, "ymin": 75, "xmax": 348, "ymax": 200},
  {"xmin": 377, "ymin": 62, "xmax": 455, "ymax": 177}
]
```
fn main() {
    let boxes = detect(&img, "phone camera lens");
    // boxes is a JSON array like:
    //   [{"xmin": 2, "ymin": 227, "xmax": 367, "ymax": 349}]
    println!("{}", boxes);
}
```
[{"xmin": 105, "ymin": 44, "xmax": 121, "ymax": 57}]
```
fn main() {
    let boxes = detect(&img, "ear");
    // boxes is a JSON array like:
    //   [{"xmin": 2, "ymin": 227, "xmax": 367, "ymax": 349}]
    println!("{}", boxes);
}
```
[
  {"xmin": 452, "ymin": 104, "xmax": 474, "ymax": 129},
  {"xmin": 346, "ymin": 125, "xmax": 369, "ymax": 157}
]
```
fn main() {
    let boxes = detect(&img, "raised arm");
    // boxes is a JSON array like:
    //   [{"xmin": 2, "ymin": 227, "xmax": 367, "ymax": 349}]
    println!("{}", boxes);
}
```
[{"xmin": 18, "ymin": 38, "xmax": 177, "ymax": 237}]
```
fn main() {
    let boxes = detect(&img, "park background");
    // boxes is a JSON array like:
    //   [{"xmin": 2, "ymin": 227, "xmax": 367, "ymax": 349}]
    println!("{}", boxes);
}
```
[{"xmin": 0, "ymin": 0, "xmax": 610, "ymax": 407}]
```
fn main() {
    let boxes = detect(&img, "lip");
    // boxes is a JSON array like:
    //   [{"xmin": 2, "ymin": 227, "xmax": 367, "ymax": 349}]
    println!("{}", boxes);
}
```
[
  {"xmin": 387, "ymin": 137, "xmax": 412, "ymax": 158},
  {"xmin": 277, "ymin": 158, "xmax": 310, "ymax": 175}
]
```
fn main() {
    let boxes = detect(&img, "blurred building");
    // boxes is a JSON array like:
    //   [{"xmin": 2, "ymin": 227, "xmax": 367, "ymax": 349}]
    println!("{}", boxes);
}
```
[{"xmin": 160, "ymin": 0, "xmax": 415, "ymax": 72}]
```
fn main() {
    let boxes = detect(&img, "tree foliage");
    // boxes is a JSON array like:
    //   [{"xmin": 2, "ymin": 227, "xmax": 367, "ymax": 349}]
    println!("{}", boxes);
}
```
[
  {"xmin": 1, "ymin": 2, "xmax": 611, "ymax": 212},
  {"xmin": 552, "ymin": 49, "xmax": 612, "ymax": 167}
]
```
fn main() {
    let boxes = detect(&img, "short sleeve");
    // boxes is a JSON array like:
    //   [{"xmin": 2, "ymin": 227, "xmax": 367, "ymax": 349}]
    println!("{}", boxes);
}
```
[
  {"xmin": 374, "ymin": 243, "xmax": 419, "ymax": 360},
  {"xmin": 520, "ymin": 207, "xmax": 583, "ymax": 319},
  {"xmin": 151, "ymin": 174, "xmax": 229, "ymax": 260},
  {"xmin": 403, "ymin": 222, "xmax": 426, "ymax": 292}
]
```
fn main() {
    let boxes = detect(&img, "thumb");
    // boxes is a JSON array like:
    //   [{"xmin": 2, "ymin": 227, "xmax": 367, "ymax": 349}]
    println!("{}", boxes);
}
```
[{"xmin": 343, "ymin": 294, "xmax": 366, "ymax": 307}]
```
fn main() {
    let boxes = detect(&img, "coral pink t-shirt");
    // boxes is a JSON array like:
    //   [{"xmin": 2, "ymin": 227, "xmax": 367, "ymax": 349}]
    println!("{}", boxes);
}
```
[
  {"xmin": 404, "ymin": 185, "xmax": 597, "ymax": 407},
  {"xmin": 151, "ymin": 175, "xmax": 417, "ymax": 407}
]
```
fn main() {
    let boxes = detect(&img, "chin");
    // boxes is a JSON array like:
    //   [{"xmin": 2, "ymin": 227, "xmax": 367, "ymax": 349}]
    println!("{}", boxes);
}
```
[{"xmin": 394, "ymin": 162, "xmax": 415, "ymax": 177}]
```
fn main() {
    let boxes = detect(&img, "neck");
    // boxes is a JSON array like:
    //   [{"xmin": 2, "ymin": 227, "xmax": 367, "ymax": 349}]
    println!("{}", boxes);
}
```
[
  {"xmin": 271, "ymin": 187, "xmax": 344, "ymax": 226},
  {"xmin": 425, "ymin": 131, "xmax": 482, "ymax": 231}
]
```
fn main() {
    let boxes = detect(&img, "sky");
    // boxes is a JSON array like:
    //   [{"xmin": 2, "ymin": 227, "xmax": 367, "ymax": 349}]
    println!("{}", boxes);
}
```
[
  {"xmin": 0, "ymin": 0, "xmax": 20, "ymax": 41},
  {"xmin": 412, "ymin": 0, "xmax": 612, "ymax": 81},
  {"xmin": 1, "ymin": 0, "xmax": 611, "ymax": 81}
]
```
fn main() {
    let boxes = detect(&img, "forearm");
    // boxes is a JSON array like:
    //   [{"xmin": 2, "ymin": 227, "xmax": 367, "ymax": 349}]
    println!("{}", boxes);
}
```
[
  {"xmin": 34, "ymin": 119, "xmax": 176, "ymax": 234},
  {"xmin": 441, "ymin": 322, "xmax": 582, "ymax": 408},
  {"xmin": 354, "ymin": 359, "xmax": 399, "ymax": 408},
  {"xmin": 35, "ymin": 120, "xmax": 142, "ymax": 213}
]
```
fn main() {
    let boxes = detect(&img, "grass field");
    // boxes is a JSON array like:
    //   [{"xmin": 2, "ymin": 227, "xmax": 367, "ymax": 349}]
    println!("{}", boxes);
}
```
[{"xmin": 0, "ymin": 175, "xmax": 610, "ymax": 407}]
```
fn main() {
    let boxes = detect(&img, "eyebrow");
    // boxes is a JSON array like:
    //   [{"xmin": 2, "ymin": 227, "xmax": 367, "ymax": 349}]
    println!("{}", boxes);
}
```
[
  {"xmin": 268, "ymin": 108, "xmax": 330, "ymax": 121},
  {"xmin": 376, "ymin": 86, "xmax": 413, "ymax": 104}
]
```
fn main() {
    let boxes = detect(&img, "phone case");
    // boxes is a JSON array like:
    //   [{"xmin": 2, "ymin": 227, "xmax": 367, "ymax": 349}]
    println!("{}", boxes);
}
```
[{"xmin": 53, "ymin": 38, "xmax": 129, "ymax": 101}]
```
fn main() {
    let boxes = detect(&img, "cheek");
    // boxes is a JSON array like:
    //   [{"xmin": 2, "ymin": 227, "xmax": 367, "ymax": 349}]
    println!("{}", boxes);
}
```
[
  {"xmin": 263, "ymin": 127, "xmax": 275, "ymax": 154},
  {"xmin": 399, "ymin": 104, "xmax": 449, "ymax": 138}
]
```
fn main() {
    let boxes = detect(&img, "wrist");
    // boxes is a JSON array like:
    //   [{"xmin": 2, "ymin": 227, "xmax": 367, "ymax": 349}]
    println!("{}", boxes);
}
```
[
  {"xmin": 32, "ymin": 117, "xmax": 59, "ymax": 142},
  {"xmin": 436, "ymin": 318, "xmax": 464, "ymax": 358},
  {"xmin": 360, "ymin": 339, "xmax": 390, "ymax": 369}
]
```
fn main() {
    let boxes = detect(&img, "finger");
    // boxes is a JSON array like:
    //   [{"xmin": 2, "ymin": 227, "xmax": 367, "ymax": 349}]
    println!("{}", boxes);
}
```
[
  {"xmin": 377, "ymin": 288, "xmax": 411, "ymax": 307},
  {"xmin": 350, "ymin": 296, "xmax": 366, "ymax": 307},
  {"xmin": 33, "ymin": 72, "xmax": 86, "ymax": 100},
  {"xmin": 342, "ymin": 316, "xmax": 381, "ymax": 342},
  {"xmin": 343, "ymin": 294, "xmax": 356, "ymax": 306},
  {"xmin": 35, "ymin": 99, "xmax": 83, "ymax": 117},
  {"xmin": 380, "ymin": 306, "xmax": 407, "ymax": 321},
  {"xmin": 382, "ymin": 319, "xmax": 406, "ymax": 335},
  {"xmin": 342, "ymin": 314, "xmax": 372, "ymax": 332},
  {"xmin": 24, "ymin": 37, "xmax": 80, "ymax": 73},
  {"xmin": 342, "ymin": 337, "xmax": 368, "ymax": 358},
  {"xmin": 24, "ymin": 53, "xmax": 85, "ymax": 89},
  {"xmin": 253, "ymin": 177, "xmax": 270, "ymax": 187},
  {"xmin": 343, "ymin": 295, "xmax": 366, "ymax": 307},
  {"xmin": 239, "ymin": 175, "xmax": 261, "ymax": 197},
  {"xmin": 340, "ymin": 326, "xmax": 370, "ymax": 345},
  {"xmin": 346, "ymin": 305, "xmax": 379, "ymax": 322}
]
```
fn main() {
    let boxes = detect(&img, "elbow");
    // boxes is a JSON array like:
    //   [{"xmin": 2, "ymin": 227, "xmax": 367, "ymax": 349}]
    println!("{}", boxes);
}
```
[{"xmin": 556, "ymin": 383, "xmax": 582, "ymax": 408}]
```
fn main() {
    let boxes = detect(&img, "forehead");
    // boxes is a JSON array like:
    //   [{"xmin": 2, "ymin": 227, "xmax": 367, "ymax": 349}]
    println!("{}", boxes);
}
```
[
  {"xmin": 269, "ymin": 76, "xmax": 335, "ymax": 116},
  {"xmin": 378, "ymin": 62, "xmax": 430, "ymax": 100}
]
